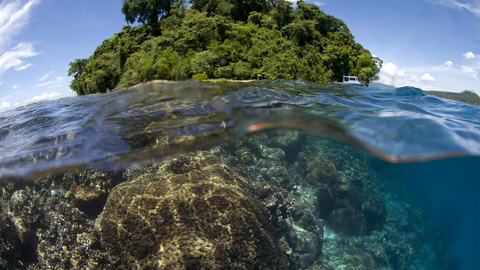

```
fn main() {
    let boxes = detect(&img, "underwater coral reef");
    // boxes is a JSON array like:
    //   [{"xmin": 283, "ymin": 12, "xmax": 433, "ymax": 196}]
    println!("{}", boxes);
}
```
[{"xmin": 0, "ymin": 132, "xmax": 456, "ymax": 269}]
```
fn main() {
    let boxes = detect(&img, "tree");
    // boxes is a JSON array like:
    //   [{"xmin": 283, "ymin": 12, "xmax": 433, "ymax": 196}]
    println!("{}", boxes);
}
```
[
  {"xmin": 230, "ymin": 0, "xmax": 271, "ymax": 21},
  {"xmin": 68, "ymin": 58, "xmax": 89, "ymax": 95},
  {"xmin": 69, "ymin": 0, "xmax": 382, "ymax": 94},
  {"xmin": 269, "ymin": 0, "xmax": 294, "ymax": 29},
  {"xmin": 122, "ymin": 0, "xmax": 174, "ymax": 24},
  {"xmin": 68, "ymin": 58, "xmax": 88, "ymax": 80},
  {"xmin": 191, "ymin": 51, "xmax": 218, "ymax": 78}
]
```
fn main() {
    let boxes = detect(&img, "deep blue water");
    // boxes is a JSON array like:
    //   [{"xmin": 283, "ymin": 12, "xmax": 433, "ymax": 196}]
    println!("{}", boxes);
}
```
[
  {"xmin": 399, "ymin": 157, "xmax": 480, "ymax": 269},
  {"xmin": 1, "ymin": 80, "xmax": 479, "ymax": 268}
]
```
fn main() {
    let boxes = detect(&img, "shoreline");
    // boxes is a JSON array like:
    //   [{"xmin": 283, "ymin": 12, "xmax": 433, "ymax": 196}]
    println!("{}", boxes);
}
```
[{"xmin": 425, "ymin": 90, "xmax": 480, "ymax": 106}]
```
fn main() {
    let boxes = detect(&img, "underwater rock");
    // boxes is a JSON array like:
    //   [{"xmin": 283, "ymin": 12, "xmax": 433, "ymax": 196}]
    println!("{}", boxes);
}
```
[
  {"xmin": 123, "ymin": 163, "xmax": 163, "ymax": 181},
  {"xmin": 326, "ymin": 208, "xmax": 367, "ymax": 236},
  {"xmin": 364, "ymin": 203, "xmax": 387, "ymax": 233},
  {"xmin": 298, "ymin": 153, "xmax": 368, "ymax": 236},
  {"xmin": 262, "ymin": 179, "xmax": 325, "ymax": 269},
  {"xmin": 236, "ymin": 133, "xmax": 270, "ymax": 157},
  {"xmin": 365, "ymin": 240, "xmax": 390, "ymax": 268},
  {"xmin": 99, "ymin": 151, "xmax": 289, "ymax": 269},
  {"xmin": 254, "ymin": 174, "xmax": 325, "ymax": 269},
  {"xmin": 289, "ymin": 183, "xmax": 319, "ymax": 226},
  {"xmin": 303, "ymin": 135, "xmax": 371, "ymax": 182},
  {"xmin": 9, "ymin": 189, "xmax": 41, "ymax": 243},
  {"xmin": 0, "ymin": 168, "xmax": 121, "ymax": 269},
  {"xmin": 235, "ymin": 147, "xmax": 256, "ymax": 165},
  {"xmin": 228, "ymin": 135, "xmax": 298, "ymax": 189},
  {"xmin": 267, "ymin": 131, "xmax": 302, "ymax": 163},
  {"xmin": 286, "ymin": 187, "xmax": 324, "ymax": 269},
  {"xmin": 262, "ymin": 147, "xmax": 286, "ymax": 162},
  {"xmin": 32, "ymin": 174, "xmax": 114, "ymax": 269},
  {"xmin": 34, "ymin": 196, "xmax": 111, "ymax": 269},
  {"xmin": 269, "ymin": 130, "xmax": 300, "ymax": 148},
  {"xmin": 228, "ymin": 146, "xmax": 257, "ymax": 176},
  {"xmin": 168, "ymin": 155, "xmax": 199, "ymax": 174},
  {"xmin": 321, "ymin": 228, "xmax": 383, "ymax": 269},
  {"xmin": 33, "ymin": 168, "xmax": 125, "ymax": 219},
  {"xmin": 0, "ymin": 211, "xmax": 24, "ymax": 268},
  {"xmin": 258, "ymin": 159, "xmax": 292, "ymax": 187},
  {"xmin": 64, "ymin": 169, "xmax": 123, "ymax": 202},
  {"xmin": 343, "ymin": 245, "xmax": 375, "ymax": 268},
  {"xmin": 302, "ymin": 155, "xmax": 340, "ymax": 196},
  {"xmin": 286, "ymin": 223, "xmax": 323, "ymax": 269},
  {"xmin": 253, "ymin": 178, "xmax": 292, "ymax": 228}
]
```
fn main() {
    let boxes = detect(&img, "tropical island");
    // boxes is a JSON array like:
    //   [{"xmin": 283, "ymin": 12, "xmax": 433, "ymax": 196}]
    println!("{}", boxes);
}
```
[
  {"xmin": 67, "ymin": 0, "xmax": 382, "ymax": 95},
  {"xmin": 425, "ymin": 90, "xmax": 480, "ymax": 106}
]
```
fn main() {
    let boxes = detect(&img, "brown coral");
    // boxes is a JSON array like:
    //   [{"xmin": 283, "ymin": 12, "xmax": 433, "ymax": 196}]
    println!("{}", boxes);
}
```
[{"xmin": 99, "ymin": 151, "xmax": 289, "ymax": 269}]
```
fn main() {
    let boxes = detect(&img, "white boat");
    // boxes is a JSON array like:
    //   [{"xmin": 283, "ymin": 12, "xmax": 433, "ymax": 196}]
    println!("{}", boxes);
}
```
[{"xmin": 342, "ymin": 76, "xmax": 362, "ymax": 85}]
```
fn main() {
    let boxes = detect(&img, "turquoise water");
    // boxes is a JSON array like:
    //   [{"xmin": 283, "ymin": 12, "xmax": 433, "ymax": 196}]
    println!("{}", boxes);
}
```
[
  {"xmin": 0, "ymin": 80, "xmax": 479, "ymax": 268},
  {"xmin": 398, "ymin": 158, "xmax": 480, "ymax": 269}
]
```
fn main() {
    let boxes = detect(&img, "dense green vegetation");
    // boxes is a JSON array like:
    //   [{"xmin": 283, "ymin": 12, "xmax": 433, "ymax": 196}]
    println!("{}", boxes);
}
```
[
  {"xmin": 425, "ymin": 90, "xmax": 480, "ymax": 106},
  {"xmin": 68, "ymin": 0, "xmax": 382, "ymax": 95}
]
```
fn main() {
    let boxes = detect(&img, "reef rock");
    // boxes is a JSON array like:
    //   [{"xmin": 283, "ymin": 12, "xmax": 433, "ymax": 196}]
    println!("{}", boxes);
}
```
[
  {"xmin": 364, "ymin": 203, "xmax": 387, "ymax": 233},
  {"xmin": 267, "ymin": 131, "xmax": 302, "ymax": 163},
  {"xmin": 0, "ymin": 211, "xmax": 24, "ymax": 268},
  {"xmin": 285, "ymin": 224, "xmax": 322, "ymax": 269},
  {"xmin": 299, "ymin": 153, "xmax": 368, "ymax": 236},
  {"xmin": 99, "ymin": 151, "xmax": 289, "ymax": 269}
]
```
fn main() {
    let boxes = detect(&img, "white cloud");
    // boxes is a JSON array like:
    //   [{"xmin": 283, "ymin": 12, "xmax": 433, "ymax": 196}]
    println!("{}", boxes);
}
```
[
  {"xmin": 384, "ymin": 62, "xmax": 405, "ymax": 77},
  {"xmin": 426, "ymin": 0, "xmax": 480, "ymax": 17},
  {"xmin": 0, "ymin": 81, "xmax": 3, "ymax": 86},
  {"xmin": 0, "ymin": 101, "xmax": 10, "ymax": 110},
  {"xmin": 379, "ymin": 62, "xmax": 440, "ymax": 88},
  {"xmin": 0, "ymin": 1, "xmax": 40, "ymax": 78},
  {"xmin": 0, "ymin": 0, "xmax": 40, "ymax": 52},
  {"xmin": 461, "ymin": 66, "xmax": 478, "ymax": 79},
  {"xmin": 463, "ymin": 52, "xmax": 476, "ymax": 59},
  {"xmin": 378, "ymin": 62, "xmax": 407, "ymax": 86},
  {"xmin": 12, "ymin": 85, "xmax": 18, "ymax": 89},
  {"xmin": 39, "ymin": 71, "xmax": 54, "ymax": 81},
  {"xmin": 431, "ymin": 59, "xmax": 480, "ymax": 81},
  {"xmin": 24, "ymin": 92, "xmax": 61, "ymax": 104},
  {"xmin": 408, "ymin": 74, "xmax": 420, "ymax": 82},
  {"xmin": 0, "ymin": 42, "xmax": 37, "ymax": 75},
  {"xmin": 15, "ymin": 62, "xmax": 32, "ymax": 70},
  {"xmin": 420, "ymin": 73, "xmax": 436, "ymax": 83},
  {"xmin": 378, "ymin": 57, "xmax": 480, "ymax": 92},
  {"xmin": 432, "ymin": 60, "xmax": 454, "ymax": 71},
  {"xmin": 35, "ymin": 76, "xmax": 64, "ymax": 88},
  {"xmin": 1, "ymin": 90, "xmax": 74, "ymax": 112}
]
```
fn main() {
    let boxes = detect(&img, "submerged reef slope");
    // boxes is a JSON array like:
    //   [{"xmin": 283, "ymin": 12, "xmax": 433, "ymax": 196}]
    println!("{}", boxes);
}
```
[
  {"xmin": 216, "ymin": 131, "xmax": 456, "ymax": 269},
  {"xmin": 0, "ymin": 132, "xmax": 457, "ymax": 269}
]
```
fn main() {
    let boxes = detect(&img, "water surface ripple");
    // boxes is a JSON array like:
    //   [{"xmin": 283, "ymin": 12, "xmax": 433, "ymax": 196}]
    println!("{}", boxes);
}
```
[{"xmin": 1, "ymin": 80, "xmax": 479, "ymax": 179}]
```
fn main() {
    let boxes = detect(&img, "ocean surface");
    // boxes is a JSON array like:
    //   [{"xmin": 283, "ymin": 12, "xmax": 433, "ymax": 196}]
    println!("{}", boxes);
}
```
[{"xmin": 0, "ymin": 80, "xmax": 479, "ymax": 269}]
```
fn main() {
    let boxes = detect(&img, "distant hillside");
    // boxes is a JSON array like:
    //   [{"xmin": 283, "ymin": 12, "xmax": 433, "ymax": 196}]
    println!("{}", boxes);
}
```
[
  {"xmin": 424, "ymin": 90, "xmax": 480, "ymax": 106},
  {"xmin": 68, "ymin": 0, "xmax": 382, "ymax": 95}
]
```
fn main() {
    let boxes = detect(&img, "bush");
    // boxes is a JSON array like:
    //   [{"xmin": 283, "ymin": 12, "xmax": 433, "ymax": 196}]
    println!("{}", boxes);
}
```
[{"xmin": 192, "ymin": 72, "xmax": 208, "ymax": 80}]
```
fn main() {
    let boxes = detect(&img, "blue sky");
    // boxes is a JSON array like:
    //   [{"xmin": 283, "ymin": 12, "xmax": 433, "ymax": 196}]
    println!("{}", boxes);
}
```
[
  {"xmin": 320, "ymin": 0, "xmax": 480, "ymax": 92},
  {"xmin": 0, "ymin": 0, "xmax": 479, "ymax": 112}
]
